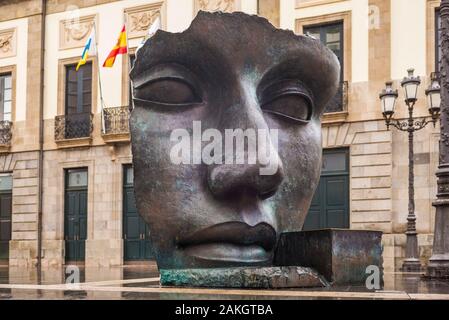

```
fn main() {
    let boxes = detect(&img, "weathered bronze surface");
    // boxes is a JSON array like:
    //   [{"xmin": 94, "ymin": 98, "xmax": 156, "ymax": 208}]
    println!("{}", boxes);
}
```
[
  {"xmin": 274, "ymin": 229, "xmax": 383, "ymax": 286},
  {"xmin": 160, "ymin": 266, "xmax": 329, "ymax": 288},
  {"xmin": 130, "ymin": 11, "xmax": 340, "ymax": 270}
]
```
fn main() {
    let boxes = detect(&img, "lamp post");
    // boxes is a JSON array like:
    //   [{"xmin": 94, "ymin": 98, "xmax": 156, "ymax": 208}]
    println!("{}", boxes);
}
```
[
  {"xmin": 379, "ymin": 69, "xmax": 441, "ymax": 272},
  {"xmin": 428, "ymin": 0, "xmax": 449, "ymax": 278}
]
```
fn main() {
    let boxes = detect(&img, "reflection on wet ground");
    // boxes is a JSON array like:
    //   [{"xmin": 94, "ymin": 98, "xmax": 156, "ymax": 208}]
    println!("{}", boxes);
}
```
[{"xmin": 0, "ymin": 262, "xmax": 449, "ymax": 300}]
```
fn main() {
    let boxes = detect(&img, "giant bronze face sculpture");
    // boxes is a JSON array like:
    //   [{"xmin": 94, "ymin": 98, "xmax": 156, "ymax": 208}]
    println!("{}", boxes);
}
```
[{"xmin": 130, "ymin": 11, "xmax": 340, "ymax": 270}]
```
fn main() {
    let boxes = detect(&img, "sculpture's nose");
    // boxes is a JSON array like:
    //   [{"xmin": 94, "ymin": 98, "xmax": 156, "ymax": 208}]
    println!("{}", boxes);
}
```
[
  {"xmin": 207, "ymin": 84, "xmax": 285, "ymax": 199},
  {"xmin": 207, "ymin": 160, "xmax": 284, "ymax": 199}
]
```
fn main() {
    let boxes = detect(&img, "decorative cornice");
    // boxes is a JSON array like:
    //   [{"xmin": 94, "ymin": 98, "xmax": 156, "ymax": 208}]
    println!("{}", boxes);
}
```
[
  {"xmin": 102, "ymin": 133, "xmax": 130, "ymax": 144},
  {"xmin": 321, "ymin": 111, "xmax": 349, "ymax": 126},
  {"xmin": 55, "ymin": 137, "xmax": 92, "ymax": 149},
  {"xmin": 295, "ymin": 0, "xmax": 346, "ymax": 9}
]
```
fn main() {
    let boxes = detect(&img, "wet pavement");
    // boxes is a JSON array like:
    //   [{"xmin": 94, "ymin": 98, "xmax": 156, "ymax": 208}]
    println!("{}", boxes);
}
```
[{"xmin": 0, "ymin": 262, "xmax": 449, "ymax": 300}]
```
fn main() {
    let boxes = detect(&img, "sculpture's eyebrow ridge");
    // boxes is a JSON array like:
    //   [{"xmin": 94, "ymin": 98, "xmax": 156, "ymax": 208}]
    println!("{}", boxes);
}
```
[
  {"xmin": 258, "ymin": 62, "xmax": 314, "ymax": 101},
  {"xmin": 133, "ymin": 63, "xmax": 200, "ymax": 90}
]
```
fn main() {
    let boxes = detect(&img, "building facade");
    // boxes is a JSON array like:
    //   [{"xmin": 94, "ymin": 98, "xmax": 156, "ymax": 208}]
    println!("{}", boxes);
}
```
[{"xmin": 0, "ymin": 0, "xmax": 443, "ymax": 272}]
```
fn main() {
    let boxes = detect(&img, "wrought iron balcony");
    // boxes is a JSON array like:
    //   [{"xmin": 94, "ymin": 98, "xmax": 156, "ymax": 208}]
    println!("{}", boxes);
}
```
[
  {"xmin": 54, "ymin": 113, "xmax": 93, "ymax": 141},
  {"xmin": 324, "ymin": 80, "xmax": 349, "ymax": 114},
  {"xmin": 0, "ymin": 120, "xmax": 12, "ymax": 151},
  {"xmin": 103, "ymin": 106, "xmax": 130, "ymax": 135},
  {"xmin": 101, "ymin": 106, "xmax": 130, "ymax": 143}
]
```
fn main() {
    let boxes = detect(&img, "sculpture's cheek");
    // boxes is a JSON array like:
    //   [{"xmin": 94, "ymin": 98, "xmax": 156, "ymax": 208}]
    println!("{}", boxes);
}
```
[{"xmin": 272, "ymin": 121, "xmax": 322, "ymax": 232}]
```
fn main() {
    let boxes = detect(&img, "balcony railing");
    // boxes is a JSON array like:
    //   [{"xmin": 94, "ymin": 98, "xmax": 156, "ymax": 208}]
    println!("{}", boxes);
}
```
[
  {"xmin": 324, "ymin": 80, "xmax": 349, "ymax": 114},
  {"xmin": 54, "ymin": 113, "xmax": 93, "ymax": 141},
  {"xmin": 0, "ymin": 120, "xmax": 12, "ymax": 148},
  {"xmin": 101, "ymin": 106, "xmax": 130, "ymax": 144},
  {"xmin": 102, "ymin": 106, "xmax": 130, "ymax": 135}
]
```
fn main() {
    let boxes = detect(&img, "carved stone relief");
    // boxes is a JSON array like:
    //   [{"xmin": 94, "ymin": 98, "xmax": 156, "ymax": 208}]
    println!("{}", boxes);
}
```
[
  {"xmin": 59, "ymin": 14, "xmax": 96, "ymax": 50},
  {"xmin": 0, "ymin": 28, "xmax": 16, "ymax": 59},
  {"xmin": 125, "ymin": 2, "xmax": 164, "ymax": 39},
  {"xmin": 195, "ymin": 0, "xmax": 239, "ymax": 13}
]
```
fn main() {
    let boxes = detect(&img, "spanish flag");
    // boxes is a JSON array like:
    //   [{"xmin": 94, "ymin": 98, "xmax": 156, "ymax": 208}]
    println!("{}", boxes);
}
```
[{"xmin": 103, "ymin": 25, "xmax": 128, "ymax": 68}]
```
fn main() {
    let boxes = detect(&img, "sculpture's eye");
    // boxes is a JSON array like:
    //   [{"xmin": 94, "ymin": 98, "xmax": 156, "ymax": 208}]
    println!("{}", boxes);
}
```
[
  {"xmin": 261, "ymin": 92, "xmax": 312, "ymax": 124},
  {"xmin": 134, "ymin": 78, "xmax": 202, "ymax": 105},
  {"xmin": 259, "ymin": 80, "xmax": 313, "ymax": 124}
]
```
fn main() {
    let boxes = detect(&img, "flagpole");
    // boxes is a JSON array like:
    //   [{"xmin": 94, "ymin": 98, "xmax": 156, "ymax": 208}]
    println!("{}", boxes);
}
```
[
  {"xmin": 93, "ymin": 21, "xmax": 106, "ymax": 134},
  {"xmin": 124, "ymin": 13, "xmax": 134, "ymax": 112}
]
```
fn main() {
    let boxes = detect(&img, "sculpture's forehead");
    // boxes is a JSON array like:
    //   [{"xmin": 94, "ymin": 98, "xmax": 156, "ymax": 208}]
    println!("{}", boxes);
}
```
[
  {"xmin": 132, "ymin": 11, "xmax": 333, "ymax": 77},
  {"xmin": 131, "ymin": 11, "xmax": 340, "ymax": 108}
]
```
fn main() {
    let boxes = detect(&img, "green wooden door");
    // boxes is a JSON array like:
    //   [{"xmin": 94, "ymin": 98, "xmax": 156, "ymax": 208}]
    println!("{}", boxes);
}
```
[
  {"xmin": 303, "ymin": 148, "xmax": 349, "ymax": 230},
  {"xmin": 0, "ymin": 174, "xmax": 12, "ymax": 261},
  {"xmin": 0, "ymin": 193, "xmax": 12, "ymax": 261},
  {"xmin": 123, "ymin": 166, "xmax": 154, "ymax": 261},
  {"xmin": 64, "ymin": 169, "xmax": 88, "ymax": 262}
]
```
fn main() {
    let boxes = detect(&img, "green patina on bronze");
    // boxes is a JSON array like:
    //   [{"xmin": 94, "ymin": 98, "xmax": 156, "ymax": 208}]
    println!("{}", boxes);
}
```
[
  {"xmin": 274, "ymin": 229, "xmax": 384, "ymax": 286},
  {"xmin": 160, "ymin": 266, "xmax": 329, "ymax": 288}
]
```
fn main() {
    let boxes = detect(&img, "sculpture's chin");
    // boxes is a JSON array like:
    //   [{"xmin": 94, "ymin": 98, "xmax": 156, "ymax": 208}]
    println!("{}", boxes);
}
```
[{"xmin": 183, "ymin": 243, "xmax": 273, "ymax": 264}]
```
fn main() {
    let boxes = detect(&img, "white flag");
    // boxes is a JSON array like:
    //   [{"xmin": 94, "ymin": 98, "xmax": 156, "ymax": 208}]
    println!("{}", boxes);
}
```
[
  {"xmin": 147, "ymin": 16, "xmax": 161, "ymax": 37},
  {"xmin": 88, "ymin": 28, "xmax": 97, "ymax": 56},
  {"xmin": 136, "ymin": 17, "xmax": 161, "ymax": 53}
]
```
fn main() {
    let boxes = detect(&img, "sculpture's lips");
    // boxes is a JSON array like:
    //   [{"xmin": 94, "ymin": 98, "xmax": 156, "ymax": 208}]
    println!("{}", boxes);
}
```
[
  {"xmin": 183, "ymin": 243, "xmax": 271, "ymax": 263},
  {"xmin": 177, "ymin": 222, "xmax": 277, "ymax": 252}
]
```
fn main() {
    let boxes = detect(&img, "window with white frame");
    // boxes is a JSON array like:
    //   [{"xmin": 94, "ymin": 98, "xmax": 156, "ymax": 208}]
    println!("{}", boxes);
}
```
[{"xmin": 0, "ymin": 74, "xmax": 12, "ymax": 122}]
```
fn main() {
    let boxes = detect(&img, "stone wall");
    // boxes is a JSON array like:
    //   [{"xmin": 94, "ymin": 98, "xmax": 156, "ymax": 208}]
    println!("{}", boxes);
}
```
[
  {"xmin": 258, "ymin": 0, "xmax": 280, "ymax": 27},
  {"xmin": 41, "ymin": 144, "xmax": 131, "ymax": 267},
  {"xmin": 322, "ymin": 118, "xmax": 440, "ymax": 271},
  {"xmin": 0, "ymin": 151, "xmax": 40, "ymax": 267},
  {"xmin": 0, "ymin": 0, "xmax": 44, "ymax": 267},
  {"xmin": 0, "ymin": 0, "xmax": 42, "ymax": 22},
  {"xmin": 322, "ymin": 120, "xmax": 393, "ymax": 232},
  {"xmin": 368, "ymin": 0, "xmax": 391, "ymax": 83}
]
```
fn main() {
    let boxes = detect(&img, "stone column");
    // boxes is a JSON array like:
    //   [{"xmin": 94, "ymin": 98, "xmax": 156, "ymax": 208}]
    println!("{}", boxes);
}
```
[{"xmin": 428, "ymin": 0, "xmax": 449, "ymax": 278}]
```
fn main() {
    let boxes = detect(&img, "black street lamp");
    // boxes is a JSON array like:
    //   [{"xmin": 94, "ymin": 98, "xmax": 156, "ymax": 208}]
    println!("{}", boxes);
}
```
[{"xmin": 379, "ymin": 69, "xmax": 441, "ymax": 272}]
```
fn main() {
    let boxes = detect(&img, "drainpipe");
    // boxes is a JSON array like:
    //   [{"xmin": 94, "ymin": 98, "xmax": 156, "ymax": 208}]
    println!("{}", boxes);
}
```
[{"xmin": 37, "ymin": 0, "xmax": 46, "ymax": 281}]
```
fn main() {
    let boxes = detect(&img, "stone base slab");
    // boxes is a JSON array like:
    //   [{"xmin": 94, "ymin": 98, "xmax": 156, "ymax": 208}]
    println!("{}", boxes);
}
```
[
  {"xmin": 427, "ymin": 258, "xmax": 449, "ymax": 279},
  {"xmin": 427, "ymin": 266, "xmax": 449, "ymax": 278},
  {"xmin": 401, "ymin": 259, "xmax": 422, "ymax": 272},
  {"xmin": 160, "ymin": 266, "xmax": 329, "ymax": 288}
]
